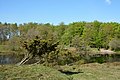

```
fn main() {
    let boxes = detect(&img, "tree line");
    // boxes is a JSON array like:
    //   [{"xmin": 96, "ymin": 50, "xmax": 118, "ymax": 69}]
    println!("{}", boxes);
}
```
[
  {"xmin": 1, "ymin": 21, "xmax": 119, "ymax": 51},
  {"xmin": 0, "ymin": 21, "xmax": 120, "ymax": 65}
]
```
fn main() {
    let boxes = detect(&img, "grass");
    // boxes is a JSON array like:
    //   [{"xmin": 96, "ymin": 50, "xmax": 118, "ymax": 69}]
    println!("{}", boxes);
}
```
[
  {"xmin": 0, "ymin": 45, "xmax": 22, "ymax": 55},
  {"xmin": 0, "ymin": 62, "xmax": 120, "ymax": 80},
  {"xmin": 0, "ymin": 45, "xmax": 15, "ymax": 55},
  {"xmin": 60, "ymin": 62, "xmax": 120, "ymax": 80},
  {"xmin": 0, "ymin": 64, "xmax": 69, "ymax": 80}
]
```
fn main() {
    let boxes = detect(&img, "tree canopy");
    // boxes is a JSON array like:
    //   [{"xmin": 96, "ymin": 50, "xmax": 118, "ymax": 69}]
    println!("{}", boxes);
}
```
[{"xmin": 0, "ymin": 21, "xmax": 120, "ymax": 65}]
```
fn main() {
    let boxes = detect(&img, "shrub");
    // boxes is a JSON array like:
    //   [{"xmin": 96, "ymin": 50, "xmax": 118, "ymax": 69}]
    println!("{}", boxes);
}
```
[{"xmin": 109, "ymin": 38, "xmax": 120, "ymax": 51}]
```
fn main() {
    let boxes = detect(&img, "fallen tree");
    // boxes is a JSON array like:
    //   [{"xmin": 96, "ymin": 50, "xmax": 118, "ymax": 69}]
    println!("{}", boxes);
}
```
[{"xmin": 17, "ymin": 36, "xmax": 59, "ymax": 65}]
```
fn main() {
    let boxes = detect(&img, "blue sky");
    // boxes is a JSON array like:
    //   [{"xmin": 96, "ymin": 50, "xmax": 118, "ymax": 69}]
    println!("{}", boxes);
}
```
[{"xmin": 0, "ymin": 0, "xmax": 120, "ymax": 24}]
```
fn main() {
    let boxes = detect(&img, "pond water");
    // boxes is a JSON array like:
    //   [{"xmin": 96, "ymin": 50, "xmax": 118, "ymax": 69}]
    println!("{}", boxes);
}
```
[
  {"xmin": 0, "ymin": 54, "xmax": 23, "ymax": 64},
  {"xmin": 84, "ymin": 53, "xmax": 120, "ymax": 63},
  {"xmin": 0, "ymin": 53, "xmax": 120, "ymax": 64}
]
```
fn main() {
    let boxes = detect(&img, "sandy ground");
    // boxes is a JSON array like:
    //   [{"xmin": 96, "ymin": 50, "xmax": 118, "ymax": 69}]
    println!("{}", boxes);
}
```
[{"xmin": 100, "ymin": 49, "xmax": 115, "ymax": 54}]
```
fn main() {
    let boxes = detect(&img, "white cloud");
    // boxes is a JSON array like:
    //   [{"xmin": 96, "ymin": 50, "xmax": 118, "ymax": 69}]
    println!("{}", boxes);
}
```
[{"xmin": 105, "ymin": 0, "xmax": 111, "ymax": 5}]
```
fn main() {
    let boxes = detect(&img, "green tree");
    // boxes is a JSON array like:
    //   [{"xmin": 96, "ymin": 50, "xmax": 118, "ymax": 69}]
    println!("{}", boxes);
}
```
[
  {"xmin": 18, "ymin": 36, "xmax": 59, "ymax": 65},
  {"xmin": 61, "ymin": 22, "xmax": 85, "ymax": 46}
]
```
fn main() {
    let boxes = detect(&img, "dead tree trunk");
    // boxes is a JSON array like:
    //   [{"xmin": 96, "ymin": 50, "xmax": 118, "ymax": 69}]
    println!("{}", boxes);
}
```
[{"xmin": 17, "ymin": 53, "xmax": 33, "ymax": 65}]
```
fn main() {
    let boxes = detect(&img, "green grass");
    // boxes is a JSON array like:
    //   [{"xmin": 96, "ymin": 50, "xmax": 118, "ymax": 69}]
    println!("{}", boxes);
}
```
[
  {"xmin": 0, "ymin": 45, "xmax": 13, "ymax": 55},
  {"xmin": 0, "ymin": 62, "xmax": 120, "ymax": 80},
  {"xmin": 0, "ymin": 45, "xmax": 21, "ymax": 55},
  {"xmin": 60, "ymin": 62, "xmax": 120, "ymax": 80},
  {"xmin": 0, "ymin": 64, "xmax": 69, "ymax": 80}
]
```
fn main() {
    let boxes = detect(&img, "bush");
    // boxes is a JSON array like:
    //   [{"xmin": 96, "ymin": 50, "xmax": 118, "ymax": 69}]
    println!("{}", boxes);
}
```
[{"xmin": 109, "ymin": 38, "xmax": 120, "ymax": 51}]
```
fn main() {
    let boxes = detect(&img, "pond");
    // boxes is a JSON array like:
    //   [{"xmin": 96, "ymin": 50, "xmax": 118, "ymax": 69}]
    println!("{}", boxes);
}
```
[
  {"xmin": 85, "ymin": 53, "xmax": 120, "ymax": 63},
  {"xmin": 0, "ymin": 54, "xmax": 38, "ymax": 65},
  {"xmin": 0, "ymin": 54, "xmax": 23, "ymax": 64},
  {"xmin": 0, "ymin": 53, "xmax": 120, "ymax": 65}
]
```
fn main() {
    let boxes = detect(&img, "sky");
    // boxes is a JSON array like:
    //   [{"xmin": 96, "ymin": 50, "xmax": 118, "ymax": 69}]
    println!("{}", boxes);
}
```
[{"xmin": 0, "ymin": 0, "xmax": 120, "ymax": 25}]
